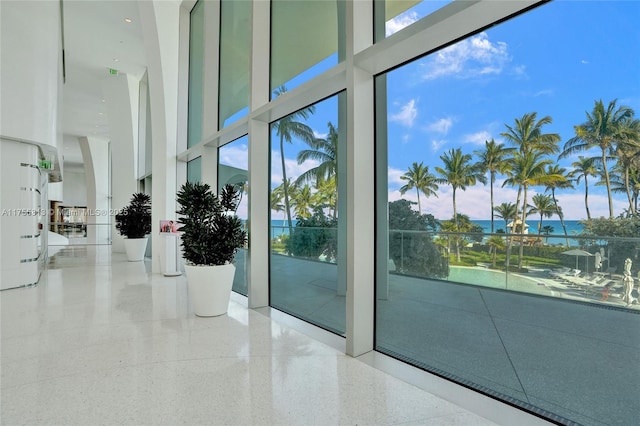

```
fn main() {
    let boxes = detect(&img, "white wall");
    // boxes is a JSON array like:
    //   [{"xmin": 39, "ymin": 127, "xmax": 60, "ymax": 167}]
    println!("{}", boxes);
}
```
[
  {"xmin": 0, "ymin": 0, "xmax": 62, "ymax": 148},
  {"xmin": 0, "ymin": 0, "xmax": 62, "ymax": 289},
  {"xmin": 62, "ymin": 170, "xmax": 88, "ymax": 206}
]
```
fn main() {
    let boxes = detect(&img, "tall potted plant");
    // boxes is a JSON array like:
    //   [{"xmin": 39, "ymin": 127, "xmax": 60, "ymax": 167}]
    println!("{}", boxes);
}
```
[
  {"xmin": 177, "ymin": 182, "xmax": 247, "ymax": 317},
  {"xmin": 115, "ymin": 193, "xmax": 152, "ymax": 261}
]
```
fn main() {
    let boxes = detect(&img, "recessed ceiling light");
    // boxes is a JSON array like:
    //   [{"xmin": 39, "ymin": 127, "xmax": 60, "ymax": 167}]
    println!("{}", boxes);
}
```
[
  {"xmin": 98, "ymin": 112, "xmax": 104, "ymax": 115},
  {"xmin": 95, "ymin": 125, "xmax": 100, "ymax": 128},
  {"xmin": 101, "ymin": 99, "xmax": 105, "ymax": 102},
  {"xmin": 124, "ymin": 18, "xmax": 132, "ymax": 23},
  {"xmin": 113, "ymin": 58, "xmax": 120, "ymax": 62}
]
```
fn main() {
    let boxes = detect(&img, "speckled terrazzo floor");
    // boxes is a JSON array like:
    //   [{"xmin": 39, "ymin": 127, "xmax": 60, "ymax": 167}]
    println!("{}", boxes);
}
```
[{"xmin": 0, "ymin": 246, "xmax": 554, "ymax": 426}]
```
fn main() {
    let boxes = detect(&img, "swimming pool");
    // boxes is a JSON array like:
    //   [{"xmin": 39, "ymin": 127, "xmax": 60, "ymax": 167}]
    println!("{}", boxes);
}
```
[{"xmin": 447, "ymin": 266, "xmax": 555, "ymax": 296}]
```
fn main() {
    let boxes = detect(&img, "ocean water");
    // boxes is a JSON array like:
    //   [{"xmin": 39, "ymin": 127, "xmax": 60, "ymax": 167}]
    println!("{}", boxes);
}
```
[
  {"xmin": 270, "ymin": 219, "xmax": 584, "ymax": 244},
  {"xmin": 473, "ymin": 219, "xmax": 584, "ymax": 236}
]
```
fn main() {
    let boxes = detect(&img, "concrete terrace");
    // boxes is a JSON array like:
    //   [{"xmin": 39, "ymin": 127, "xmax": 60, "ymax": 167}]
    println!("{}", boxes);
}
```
[{"xmin": 266, "ymin": 253, "xmax": 640, "ymax": 426}]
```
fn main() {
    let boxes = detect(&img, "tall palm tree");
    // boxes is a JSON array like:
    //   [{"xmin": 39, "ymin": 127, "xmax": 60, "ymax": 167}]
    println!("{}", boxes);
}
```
[
  {"xmin": 487, "ymin": 235, "xmax": 505, "ymax": 268},
  {"xmin": 474, "ymin": 139, "xmax": 514, "ymax": 232},
  {"xmin": 560, "ymin": 99, "xmax": 634, "ymax": 218},
  {"xmin": 271, "ymin": 183, "xmax": 285, "ymax": 221},
  {"xmin": 501, "ymin": 112, "xmax": 561, "ymax": 156},
  {"xmin": 312, "ymin": 176, "xmax": 337, "ymax": 218},
  {"xmin": 295, "ymin": 122, "xmax": 339, "ymax": 218},
  {"xmin": 493, "ymin": 202, "xmax": 518, "ymax": 233},
  {"xmin": 291, "ymin": 184, "xmax": 313, "ymax": 219},
  {"xmin": 272, "ymin": 85, "xmax": 316, "ymax": 234},
  {"xmin": 435, "ymin": 148, "xmax": 487, "ymax": 262},
  {"xmin": 295, "ymin": 121, "xmax": 338, "ymax": 186},
  {"xmin": 541, "ymin": 225, "xmax": 554, "ymax": 244},
  {"xmin": 503, "ymin": 151, "xmax": 557, "ymax": 270},
  {"xmin": 399, "ymin": 161, "xmax": 439, "ymax": 213},
  {"xmin": 501, "ymin": 112, "xmax": 560, "ymax": 269},
  {"xmin": 614, "ymin": 118, "xmax": 640, "ymax": 216},
  {"xmin": 568, "ymin": 156, "xmax": 598, "ymax": 220},
  {"xmin": 544, "ymin": 164, "xmax": 573, "ymax": 246},
  {"xmin": 528, "ymin": 193, "xmax": 555, "ymax": 236}
]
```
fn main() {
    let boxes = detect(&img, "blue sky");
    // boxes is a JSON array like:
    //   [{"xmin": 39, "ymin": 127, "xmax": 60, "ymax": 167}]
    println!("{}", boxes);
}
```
[
  {"xmin": 383, "ymin": 0, "xmax": 640, "ymax": 220},
  {"xmin": 223, "ymin": 1, "xmax": 639, "ymax": 222}
]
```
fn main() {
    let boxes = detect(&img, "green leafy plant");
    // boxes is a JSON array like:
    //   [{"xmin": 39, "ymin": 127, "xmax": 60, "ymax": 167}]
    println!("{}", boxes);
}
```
[
  {"xmin": 286, "ymin": 207, "xmax": 337, "ymax": 260},
  {"xmin": 388, "ymin": 199, "xmax": 449, "ymax": 278},
  {"xmin": 115, "ymin": 193, "xmax": 152, "ymax": 239},
  {"xmin": 176, "ymin": 182, "xmax": 247, "ymax": 266}
]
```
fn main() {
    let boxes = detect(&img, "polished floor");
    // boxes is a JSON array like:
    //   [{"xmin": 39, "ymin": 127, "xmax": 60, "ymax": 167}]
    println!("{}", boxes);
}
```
[{"xmin": 1, "ymin": 246, "xmax": 548, "ymax": 425}]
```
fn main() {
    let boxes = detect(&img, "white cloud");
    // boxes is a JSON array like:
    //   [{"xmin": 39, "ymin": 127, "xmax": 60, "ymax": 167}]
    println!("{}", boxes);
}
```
[
  {"xmin": 431, "ymin": 139, "xmax": 447, "ymax": 152},
  {"xmin": 386, "ymin": 11, "xmax": 419, "ymax": 37},
  {"xmin": 463, "ymin": 130, "xmax": 492, "ymax": 146},
  {"xmin": 388, "ymin": 167, "xmax": 405, "ymax": 187},
  {"xmin": 219, "ymin": 144, "xmax": 248, "ymax": 170},
  {"xmin": 427, "ymin": 117, "xmax": 453, "ymax": 134},
  {"xmin": 401, "ymin": 134, "xmax": 411, "ymax": 144},
  {"xmin": 390, "ymin": 99, "xmax": 418, "ymax": 128},
  {"xmin": 270, "ymin": 150, "xmax": 318, "ymax": 186},
  {"xmin": 313, "ymin": 130, "xmax": 328, "ymax": 139},
  {"xmin": 421, "ymin": 32, "xmax": 511, "ymax": 80},
  {"xmin": 533, "ymin": 89, "xmax": 554, "ymax": 97},
  {"xmin": 581, "ymin": 59, "xmax": 589, "ymax": 64}
]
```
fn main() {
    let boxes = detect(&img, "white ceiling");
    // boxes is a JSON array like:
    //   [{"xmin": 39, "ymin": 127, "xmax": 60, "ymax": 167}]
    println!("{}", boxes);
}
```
[{"xmin": 61, "ymin": 0, "xmax": 147, "ymax": 167}]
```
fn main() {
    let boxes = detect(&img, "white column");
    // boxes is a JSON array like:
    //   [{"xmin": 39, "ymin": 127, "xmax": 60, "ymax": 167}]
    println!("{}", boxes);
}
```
[
  {"xmin": 345, "ymin": 0, "xmax": 375, "ymax": 357},
  {"xmin": 79, "ymin": 137, "xmax": 110, "ymax": 245},
  {"xmin": 102, "ymin": 74, "xmax": 139, "ymax": 252},
  {"xmin": 246, "ymin": 0, "xmax": 271, "ymax": 308},
  {"xmin": 139, "ymin": 0, "xmax": 181, "ymax": 274}
]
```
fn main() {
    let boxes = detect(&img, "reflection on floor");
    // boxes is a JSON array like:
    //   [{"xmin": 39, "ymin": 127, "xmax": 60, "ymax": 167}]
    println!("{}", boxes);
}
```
[{"xmin": 0, "ymin": 246, "xmax": 548, "ymax": 425}]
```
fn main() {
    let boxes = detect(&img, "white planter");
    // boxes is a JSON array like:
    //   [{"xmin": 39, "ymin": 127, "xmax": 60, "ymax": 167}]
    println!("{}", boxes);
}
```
[
  {"xmin": 184, "ymin": 263, "xmax": 235, "ymax": 317},
  {"xmin": 124, "ymin": 237, "xmax": 148, "ymax": 262}
]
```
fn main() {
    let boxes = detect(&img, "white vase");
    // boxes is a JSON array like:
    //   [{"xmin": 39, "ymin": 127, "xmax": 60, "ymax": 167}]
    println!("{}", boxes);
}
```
[
  {"xmin": 124, "ymin": 237, "xmax": 148, "ymax": 262},
  {"xmin": 184, "ymin": 263, "xmax": 235, "ymax": 317}
]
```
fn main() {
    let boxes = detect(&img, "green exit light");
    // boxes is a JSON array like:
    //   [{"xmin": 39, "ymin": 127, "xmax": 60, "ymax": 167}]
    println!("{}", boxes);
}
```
[{"xmin": 109, "ymin": 68, "xmax": 118, "ymax": 75}]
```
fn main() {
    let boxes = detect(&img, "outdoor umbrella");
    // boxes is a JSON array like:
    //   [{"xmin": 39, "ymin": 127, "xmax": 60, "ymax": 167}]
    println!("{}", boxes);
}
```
[{"xmin": 561, "ymin": 249, "xmax": 594, "ymax": 273}]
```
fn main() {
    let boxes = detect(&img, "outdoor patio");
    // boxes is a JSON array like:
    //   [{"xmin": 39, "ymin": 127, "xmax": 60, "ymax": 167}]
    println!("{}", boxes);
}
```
[{"xmin": 265, "ymin": 253, "xmax": 640, "ymax": 426}]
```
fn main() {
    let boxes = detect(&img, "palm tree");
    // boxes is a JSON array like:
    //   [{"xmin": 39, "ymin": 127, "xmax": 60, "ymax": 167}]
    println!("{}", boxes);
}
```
[
  {"xmin": 291, "ymin": 184, "xmax": 314, "ymax": 219},
  {"xmin": 295, "ymin": 121, "xmax": 338, "ymax": 186},
  {"xmin": 568, "ymin": 156, "xmax": 598, "ymax": 220},
  {"xmin": 399, "ymin": 161, "xmax": 439, "ymax": 213},
  {"xmin": 544, "ymin": 164, "xmax": 573, "ymax": 246},
  {"xmin": 487, "ymin": 235, "xmax": 505, "ymax": 268},
  {"xmin": 501, "ymin": 113, "xmax": 560, "ymax": 270},
  {"xmin": 541, "ymin": 225, "xmax": 554, "ymax": 244},
  {"xmin": 312, "ymin": 176, "xmax": 337, "ymax": 218},
  {"xmin": 272, "ymin": 85, "xmax": 316, "ymax": 234},
  {"xmin": 503, "ymin": 151, "xmax": 558, "ymax": 270},
  {"xmin": 560, "ymin": 99, "xmax": 634, "ymax": 218},
  {"xmin": 271, "ymin": 183, "xmax": 285, "ymax": 221},
  {"xmin": 474, "ymin": 139, "xmax": 514, "ymax": 233},
  {"xmin": 435, "ymin": 148, "xmax": 487, "ymax": 262},
  {"xmin": 614, "ymin": 118, "xmax": 640, "ymax": 216},
  {"xmin": 528, "ymin": 193, "xmax": 555, "ymax": 236},
  {"xmin": 501, "ymin": 112, "xmax": 561, "ymax": 156},
  {"xmin": 493, "ymin": 202, "xmax": 518, "ymax": 233}
]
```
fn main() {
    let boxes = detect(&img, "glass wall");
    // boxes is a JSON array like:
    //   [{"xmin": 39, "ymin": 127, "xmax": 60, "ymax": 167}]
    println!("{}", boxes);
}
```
[
  {"xmin": 187, "ymin": 0, "xmax": 204, "ymax": 148},
  {"xmin": 270, "ymin": 94, "xmax": 345, "ymax": 334},
  {"xmin": 219, "ymin": 135, "xmax": 249, "ymax": 295},
  {"xmin": 186, "ymin": 157, "xmax": 201, "ymax": 183},
  {"xmin": 374, "ymin": 0, "xmax": 452, "ymax": 41},
  {"xmin": 270, "ymin": 0, "xmax": 345, "ymax": 98},
  {"xmin": 375, "ymin": 1, "xmax": 640, "ymax": 424},
  {"xmin": 219, "ymin": 0, "xmax": 250, "ymax": 128},
  {"xmin": 183, "ymin": 1, "xmax": 640, "ymax": 424}
]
